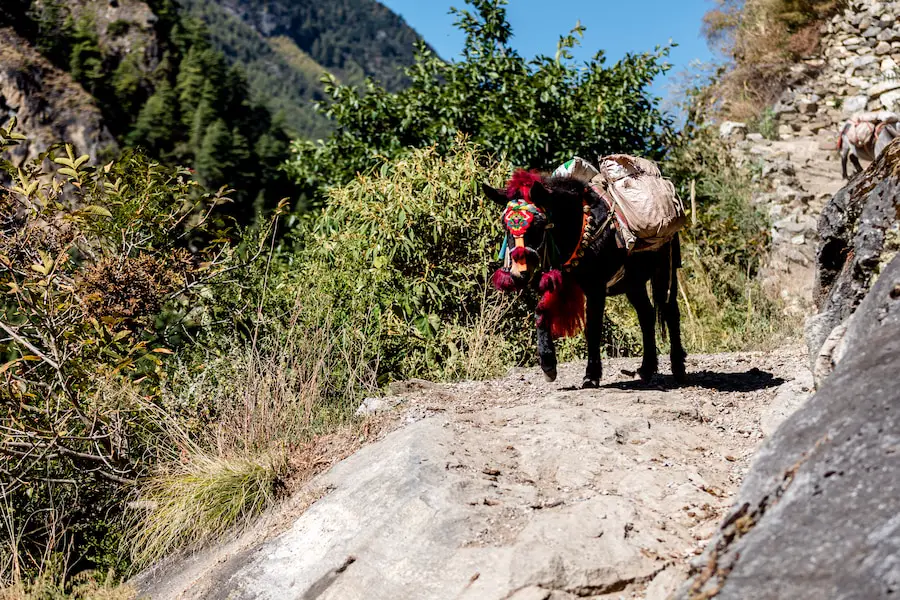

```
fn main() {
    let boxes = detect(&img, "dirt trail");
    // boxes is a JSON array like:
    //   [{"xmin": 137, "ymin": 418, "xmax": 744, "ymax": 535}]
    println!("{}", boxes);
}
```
[{"xmin": 136, "ymin": 346, "xmax": 813, "ymax": 600}]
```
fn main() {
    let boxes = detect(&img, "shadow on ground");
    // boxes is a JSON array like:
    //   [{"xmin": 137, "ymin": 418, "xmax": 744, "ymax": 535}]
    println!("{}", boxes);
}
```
[{"xmin": 596, "ymin": 368, "xmax": 786, "ymax": 393}]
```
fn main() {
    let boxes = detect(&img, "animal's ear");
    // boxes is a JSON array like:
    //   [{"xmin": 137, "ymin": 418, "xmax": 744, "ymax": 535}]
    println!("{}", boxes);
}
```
[
  {"xmin": 482, "ymin": 182, "xmax": 509, "ymax": 206},
  {"xmin": 529, "ymin": 181, "xmax": 551, "ymax": 208}
]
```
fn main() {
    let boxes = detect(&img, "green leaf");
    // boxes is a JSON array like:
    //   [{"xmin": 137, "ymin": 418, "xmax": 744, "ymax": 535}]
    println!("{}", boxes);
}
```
[{"xmin": 81, "ymin": 205, "xmax": 113, "ymax": 218}]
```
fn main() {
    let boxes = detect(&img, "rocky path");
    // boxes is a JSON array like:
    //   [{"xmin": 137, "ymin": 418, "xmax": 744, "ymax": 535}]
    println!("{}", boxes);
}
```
[
  {"xmin": 739, "ymin": 132, "xmax": 846, "ymax": 315},
  {"xmin": 136, "ymin": 347, "xmax": 813, "ymax": 600}
]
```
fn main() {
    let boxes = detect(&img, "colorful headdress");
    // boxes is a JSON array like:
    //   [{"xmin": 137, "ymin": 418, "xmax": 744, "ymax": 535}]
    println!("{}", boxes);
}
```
[{"xmin": 502, "ymin": 198, "xmax": 542, "ymax": 237}]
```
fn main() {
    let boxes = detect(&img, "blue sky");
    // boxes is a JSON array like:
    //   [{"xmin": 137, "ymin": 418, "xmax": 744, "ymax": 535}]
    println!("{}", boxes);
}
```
[{"xmin": 380, "ymin": 0, "xmax": 718, "ymax": 102}]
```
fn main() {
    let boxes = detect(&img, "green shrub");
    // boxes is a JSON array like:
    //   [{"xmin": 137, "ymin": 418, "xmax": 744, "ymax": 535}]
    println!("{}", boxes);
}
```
[
  {"xmin": 0, "ymin": 118, "xmax": 258, "ymax": 584},
  {"xmin": 106, "ymin": 20, "xmax": 132, "ymax": 38},
  {"xmin": 749, "ymin": 107, "xmax": 779, "ymax": 140},
  {"xmin": 287, "ymin": 138, "xmax": 529, "ymax": 384}
]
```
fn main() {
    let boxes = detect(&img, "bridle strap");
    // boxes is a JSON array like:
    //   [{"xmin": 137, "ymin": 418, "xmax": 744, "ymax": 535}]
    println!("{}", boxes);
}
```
[{"xmin": 560, "ymin": 203, "xmax": 591, "ymax": 271}]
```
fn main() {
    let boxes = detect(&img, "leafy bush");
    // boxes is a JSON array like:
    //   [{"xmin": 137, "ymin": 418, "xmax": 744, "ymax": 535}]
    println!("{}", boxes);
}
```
[
  {"xmin": 0, "ymin": 118, "xmax": 260, "ymax": 584},
  {"xmin": 284, "ymin": 0, "xmax": 674, "ymax": 205},
  {"xmin": 288, "ymin": 138, "xmax": 528, "ymax": 384}
]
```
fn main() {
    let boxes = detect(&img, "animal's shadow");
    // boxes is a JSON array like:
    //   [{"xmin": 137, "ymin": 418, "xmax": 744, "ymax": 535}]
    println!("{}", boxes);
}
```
[
  {"xmin": 604, "ymin": 367, "xmax": 786, "ymax": 392},
  {"xmin": 559, "ymin": 367, "xmax": 786, "ymax": 392}
]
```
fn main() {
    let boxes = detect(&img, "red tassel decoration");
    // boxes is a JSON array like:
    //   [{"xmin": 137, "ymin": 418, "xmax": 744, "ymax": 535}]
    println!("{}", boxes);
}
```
[
  {"xmin": 492, "ymin": 268, "xmax": 518, "ymax": 292},
  {"xmin": 536, "ymin": 271, "xmax": 585, "ymax": 339},
  {"xmin": 506, "ymin": 169, "xmax": 543, "ymax": 201}
]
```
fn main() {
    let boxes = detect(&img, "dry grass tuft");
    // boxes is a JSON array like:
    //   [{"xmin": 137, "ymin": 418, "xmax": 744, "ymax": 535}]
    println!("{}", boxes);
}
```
[
  {"xmin": 128, "ymin": 451, "xmax": 282, "ymax": 567},
  {"xmin": 0, "ymin": 572, "xmax": 135, "ymax": 600},
  {"xmin": 127, "ymin": 295, "xmax": 378, "ymax": 568},
  {"xmin": 441, "ymin": 285, "xmax": 517, "ymax": 382}
]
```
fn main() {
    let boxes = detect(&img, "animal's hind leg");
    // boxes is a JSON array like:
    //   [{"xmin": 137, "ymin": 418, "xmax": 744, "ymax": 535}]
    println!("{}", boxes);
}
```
[
  {"xmin": 582, "ymin": 291, "xmax": 606, "ymax": 389},
  {"xmin": 626, "ymin": 284, "xmax": 658, "ymax": 383},
  {"xmin": 841, "ymin": 145, "xmax": 850, "ymax": 179},
  {"xmin": 849, "ymin": 148, "xmax": 863, "ymax": 175},
  {"xmin": 666, "ymin": 276, "xmax": 687, "ymax": 384}
]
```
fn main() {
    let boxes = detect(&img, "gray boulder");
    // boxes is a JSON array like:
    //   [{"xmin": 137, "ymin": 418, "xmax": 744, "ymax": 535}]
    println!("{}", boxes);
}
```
[{"xmin": 676, "ymin": 254, "xmax": 900, "ymax": 599}]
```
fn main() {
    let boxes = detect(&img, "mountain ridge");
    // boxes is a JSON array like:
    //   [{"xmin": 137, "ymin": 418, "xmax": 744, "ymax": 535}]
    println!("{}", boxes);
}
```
[{"xmin": 175, "ymin": 0, "xmax": 427, "ymax": 137}]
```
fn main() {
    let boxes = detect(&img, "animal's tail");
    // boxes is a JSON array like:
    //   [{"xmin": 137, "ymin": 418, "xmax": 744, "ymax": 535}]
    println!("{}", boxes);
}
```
[
  {"xmin": 837, "ymin": 120, "xmax": 852, "ymax": 151},
  {"xmin": 651, "ymin": 234, "xmax": 681, "ymax": 337}
]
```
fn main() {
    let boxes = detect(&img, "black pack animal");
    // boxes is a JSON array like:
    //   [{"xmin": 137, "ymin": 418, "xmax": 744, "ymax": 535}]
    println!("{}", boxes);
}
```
[{"xmin": 485, "ymin": 170, "xmax": 686, "ymax": 388}]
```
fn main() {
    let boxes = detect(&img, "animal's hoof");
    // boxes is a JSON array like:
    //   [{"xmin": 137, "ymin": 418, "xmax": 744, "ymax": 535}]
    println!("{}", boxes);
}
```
[
  {"xmin": 581, "ymin": 378, "xmax": 599, "ymax": 389},
  {"xmin": 543, "ymin": 368, "xmax": 558, "ymax": 382},
  {"xmin": 672, "ymin": 368, "xmax": 688, "ymax": 385},
  {"xmin": 638, "ymin": 366, "xmax": 657, "ymax": 383}
]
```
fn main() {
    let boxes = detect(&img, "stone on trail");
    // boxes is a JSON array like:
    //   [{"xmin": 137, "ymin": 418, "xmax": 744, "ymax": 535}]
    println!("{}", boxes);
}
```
[{"xmin": 719, "ymin": 121, "xmax": 748, "ymax": 141}]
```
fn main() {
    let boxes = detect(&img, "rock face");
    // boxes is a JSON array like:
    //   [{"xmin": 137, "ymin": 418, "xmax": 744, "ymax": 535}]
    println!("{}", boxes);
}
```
[
  {"xmin": 0, "ymin": 27, "xmax": 117, "ymax": 169},
  {"xmin": 676, "ymin": 255, "xmax": 900, "ymax": 599},
  {"xmin": 805, "ymin": 138, "xmax": 900, "ymax": 385}
]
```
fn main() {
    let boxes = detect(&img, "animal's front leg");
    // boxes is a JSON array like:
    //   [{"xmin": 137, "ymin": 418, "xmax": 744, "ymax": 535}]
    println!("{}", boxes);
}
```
[
  {"xmin": 850, "ymin": 151, "xmax": 863, "ymax": 175},
  {"xmin": 537, "ymin": 322, "xmax": 557, "ymax": 382},
  {"xmin": 582, "ymin": 291, "xmax": 606, "ymax": 388},
  {"xmin": 841, "ymin": 146, "xmax": 849, "ymax": 179}
]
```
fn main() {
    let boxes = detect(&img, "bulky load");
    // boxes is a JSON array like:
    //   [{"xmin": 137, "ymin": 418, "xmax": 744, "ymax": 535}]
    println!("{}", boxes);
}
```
[
  {"xmin": 845, "ymin": 111, "xmax": 899, "ymax": 147},
  {"xmin": 553, "ymin": 155, "xmax": 685, "ymax": 252}
]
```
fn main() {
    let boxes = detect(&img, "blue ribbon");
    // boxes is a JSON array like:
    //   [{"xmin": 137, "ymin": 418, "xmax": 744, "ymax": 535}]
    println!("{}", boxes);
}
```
[{"xmin": 498, "ymin": 236, "xmax": 508, "ymax": 261}]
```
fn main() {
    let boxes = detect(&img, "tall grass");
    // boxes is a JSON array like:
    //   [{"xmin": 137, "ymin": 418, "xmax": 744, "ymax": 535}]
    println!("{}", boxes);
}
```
[
  {"xmin": 665, "ymin": 126, "xmax": 799, "ymax": 352},
  {"xmin": 126, "ymin": 293, "xmax": 378, "ymax": 568},
  {"xmin": 439, "ymin": 284, "xmax": 518, "ymax": 382}
]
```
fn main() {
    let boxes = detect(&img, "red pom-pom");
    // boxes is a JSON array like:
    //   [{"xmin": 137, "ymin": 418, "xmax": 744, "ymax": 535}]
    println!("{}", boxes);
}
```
[
  {"xmin": 539, "ymin": 269, "xmax": 563, "ymax": 293},
  {"xmin": 510, "ymin": 246, "xmax": 529, "ymax": 262},
  {"xmin": 492, "ymin": 269, "xmax": 518, "ymax": 292}
]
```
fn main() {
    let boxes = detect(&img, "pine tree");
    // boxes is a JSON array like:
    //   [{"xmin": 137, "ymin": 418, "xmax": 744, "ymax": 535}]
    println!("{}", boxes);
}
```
[
  {"xmin": 69, "ymin": 18, "xmax": 105, "ymax": 95},
  {"xmin": 176, "ymin": 46, "xmax": 207, "ymax": 127},
  {"xmin": 127, "ymin": 81, "xmax": 177, "ymax": 155},
  {"xmin": 194, "ymin": 118, "xmax": 233, "ymax": 188}
]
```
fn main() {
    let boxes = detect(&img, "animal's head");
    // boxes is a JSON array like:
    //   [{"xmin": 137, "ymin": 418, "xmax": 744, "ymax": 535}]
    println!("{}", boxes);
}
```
[{"xmin": 483, "ymin": 170, "xmax": 554, "ymax": 291}]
